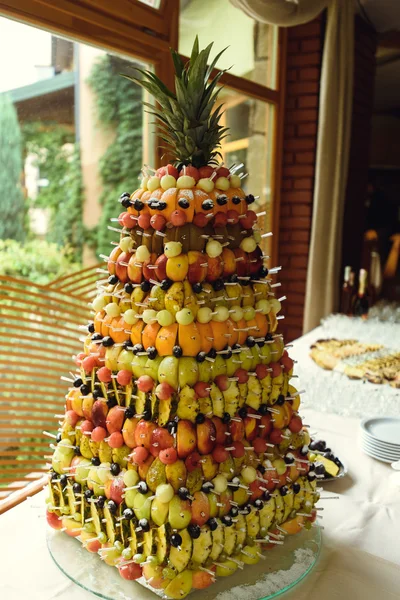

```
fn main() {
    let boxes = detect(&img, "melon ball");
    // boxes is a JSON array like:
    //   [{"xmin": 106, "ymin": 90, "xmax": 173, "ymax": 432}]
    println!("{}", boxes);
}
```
[
  {"xmin": 197, "ymin": 307, "xmax": 213, "ymax": 324},
  {"xmin": 161, "ymin": 175, "xmax": 176, "ymax": 190},
  {"xmin": 215, "ymin": 176, "xmax": 230, "ymax": 191},
  {"xmin": 206, "ymin": 239, "xmax": 223, "ymax": 258},
  {"xmin": 240, "ymin": 237, "xmax": 257, "ymax": 253},
  {"xmin": 120, "ymin": 237, "xmax": 134, "ymax": 253},
  {"xmin": 197, "ymin": 178, "xmax": 214, "ymax": 193},
  {"xmin": 136, "ymin": 245, "xmax": 151, "ymax": 262},
  {"xmin": 124, "ymin": 309, "xmax": 139, "ymax": 325},
  {"xmin": 147, "ymin": 175, "xmax": 161, "ymax": 192},
  {"xmin": 164, "ymin": 241, "xmax": 182, "ymax": 258},
  {"xmin": 105, "ymin": 302, "xmax": 121, "ymax": 318},
  {"xmin": 177, "ymin": 175, "xmax": 196, "ymax": 189},
  {"xmin": 230, "ymin": 174, "xmax": 241, "ymax": 188},
  {"xmin": 92, "ymin": 295, "xmax": 107, "ymax": 312},
  {"xmin": 212, "ymin": 306, "xmax": 229, "ymax": 322}
]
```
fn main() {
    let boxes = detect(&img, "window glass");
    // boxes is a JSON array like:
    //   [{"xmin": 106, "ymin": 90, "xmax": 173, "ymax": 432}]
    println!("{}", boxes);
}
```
[
  {"xmin": 0, "ymin": 17, "xmax": 153, "ymax": 283},
  {"xmin": 179, "ymin": 0, "xmax": 278, "ymax": 89},
  {"xmin": 217, "ymin": 88, "xmax": 275, "ymax": 246}
]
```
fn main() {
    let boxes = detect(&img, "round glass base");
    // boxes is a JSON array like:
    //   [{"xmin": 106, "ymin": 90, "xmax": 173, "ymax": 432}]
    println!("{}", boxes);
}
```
[{"xmin": 47, "ymin": 526, "xmax": 321, "ymax": 600}]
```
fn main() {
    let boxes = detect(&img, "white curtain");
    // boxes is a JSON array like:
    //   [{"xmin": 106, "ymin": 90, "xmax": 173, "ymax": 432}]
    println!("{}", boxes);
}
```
[{"xmin": 231, "ymin": 0, "xmax": 355, "ymax": 332}]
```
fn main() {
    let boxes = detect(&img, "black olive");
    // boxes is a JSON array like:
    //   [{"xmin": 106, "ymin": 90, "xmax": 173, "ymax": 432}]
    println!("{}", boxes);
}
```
[
  {"xmin": 74, "ymin": 447, "xmax": 81, "ymax": 456},
  {"xmin": 293, "ymin": 483, "xmax": 301, "ymax": 495},
  {"xmin": 263, "ymin": 490, "xmax": 271, "ymax": 501},
  {"xmin": 195, "ymin": 413, "xmax": 205, "ymax": 424},
  {"xmin": 238, "ymin": 407, "xmax": 247, "ymax": 419},
  {"xmin": 138, "ymin": 481, "xmax": 148, "ymax": 494},
  {"xmin": 80, "ymin": 384, "xmax": 91, "ymax": 396},
  {"xmin": 208, "ymin": 517, "xmax": 218, "ymax": 531},
  {"xmin": 173, "ymin": 345, "xmax": 183, "ymax": 358},
  {"xmin": 91, "ymin": 333, "xmax": 103, "ymax": 342},
  {"xmin": 56, "ymin": 433, "xmax": 62, "ymax": 443},
  {"xmin": 258, "ymin": 266, "xmax": 269, "ymax": 278},
  {"xmin": 60, "ymin": 474, "xmax": 68, "ymax": 488},
  {"xmin": 229, "ymin": 477, "xmax": 240, "ymax": 492},
  {"xmin": 133, "ymin": 344, "xmax": 144, "ymax": 355},
  {"xmin": 258, "ymin": 465, "xmax": 266, "ymax": 475},
  {"xmin": 280, "ymin": 486, "xmax": 289, "ymax": 496},
  {"xmin": 222, "ymin": 515, "xmax": 233, "ymax": 527},
  {"xmin": 97, "ymin": 495, "xmax": 106, "ymax": 508},
  {"xmin": 143, "ymin": 409, "xmax": 152, "ymax": 421},
  {"xmin": 246, "ymin": 336, "xmax": 256, "ymax": 348},
  {"xmin": 102, "ymin": 336, "xmax": 114, "ymax": 347},
  {"xmin": 213, "ymin": 279, "xmax": 224, "ymax": 292},
  {"xmin": 245, "ymin": 194, "xmax": 255, "ymax": 205},
  {"xmin": 124, "ymin": 283, "xmax": 134, "ymax": 294},
  {"xmin": 107, "ymin": 396, "xmax": 118, "ymax": 409},
  {"xmin": 73, "ymin": 377, "xmax": 83, "ymax": 388},
  {"xmin": 254, "ymin": 498, "xmax": 264, "ymax": 510},
  {"xmin": 167, "ymin": 421, "xmax": 177, "ymax": 435},
  {"xmin": 124, "ymin": 407, "xmax": 134, "ymax": 419},
  {"xmin": 221, "ymin": 346, "xmax": 232, "ymax": 359},
  {"xmin": 202, "ymin": 482, "xmax": 214, "ymax": 494},
  {"xmin": 188, "ymin": 524, "xmax": 201, "ymax": 539},
  {"xmin": 84, "ymin": 489, "xmax": 93, "ymax": 499},
  {"xmin": 134, "ymin": 199, "xmax": 144, "ymax": 211},
  {"xmin": 196, "ymin": 352, "xmax": 206, "ymax": 363},
  {"xmin": 87, "ymin": 323, "xmax": 95, "ymax": 334},
  {"xmin": 72, "ymin": 483, "xmax": 81, "ymax": 494},
  {"xmin": 276, "ymin": 395, "xmax": 285, "ymax": 406},
  {"xmin": 123, "ymin": 340, "xmax": 133, "ymax": 351},
  {"xmin": 232, "ymin": 195, "xmax": 241, "ymax": 205},
  {"xmin": 108, "ymin": 275, "xmax": 119, "ymax": 285},
  {"xmin": 147, "ymin": 346, "xmax": 157, "ymax": 360},
  {"xmin": 229, "ymin": 274, "xmax": 238, "ymax": 283},
  {"xmin": 202, "ymin": 200, "xmax": 214, "ymax": 211},
  {"xmin": 217, "ymin": 195, "xmax": 228, "ymax": 206},
  {"xmin": 222, "ymin": 412, "xmax": 231, "ymax": 424},
  {"xmin": 259, "ymin": 405, "xmax": 269, "ymax": 415},
  {"xmin": 230, "ymin": 506, "xmax": 239, "ymax": 517},
  {"xmin": 91, "ymin": 457, "xmax": 100, "ymax": 466},
  {"xmin": 139, "ymin": 518, "xmax": 150, "ymax": 532},
  {"xmin": 207, "ymin": 348, "xmax": 217, "ymax": 359},
  {"xmin": 110, "ymin": 463, "xmax": 121, "ymax": 476},
  {"xmin": 140, "ymin": 281, "xmax": 151, "ymax": 292},
  {"xmin": 178, "ymin": 198, "xmax": 190, "ymax": 209},
  {"xmin": 123, "ymin": 508, "xmax": 134, "ymax": 521},
  {"xmin": 178, "ymin": 487, "xmax": 190, "ymax": 500},
  {"xmin": 193, "ymin": 283, "xmax": 203, "ymax": 294},
  {"xmin": 160, "ymin": 279, "xmax": 173, "ymax": 291},
  {"xmin": 170, "ymin": 533, "xmax": 182, "ymax": 547},
  {"xmin": 314, "ymin": 463, "xmax": 326, "ymax": 476}
]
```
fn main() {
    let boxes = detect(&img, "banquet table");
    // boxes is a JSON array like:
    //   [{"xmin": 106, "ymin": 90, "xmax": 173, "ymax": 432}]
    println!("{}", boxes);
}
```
[{"xmin": 1, "ymin": 317, "xmax": 400, "ymax": 600}]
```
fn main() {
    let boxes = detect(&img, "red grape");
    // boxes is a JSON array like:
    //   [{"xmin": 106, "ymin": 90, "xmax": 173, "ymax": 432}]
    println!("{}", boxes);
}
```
[
  {"xmin": 253, "ymin": 437, "xmax": 268, "ymax": 453},
  {"xmin": 117, "ymin": 370, "xmax": 132, "ymax": 386},
  {"xmin": 170, "ymin": 209, "xmax": 187, "ymax": 227},
  {"xmin": 150, "ymin": 214, "xmax": 167, "ymax": 231},
  {"xmin": 97, "ymin": 366, "xmax": 112, "ymax": 383},
  {"xmin": 155, "ymin": 382, "xmax": 174, "ymax": 401},
  {"xmin": 108, "ymin": 432, "xmax": 123, "ymax": 448},
  {"xmin": 138, "ymin": 213, "xmax": 151, "ymax": 229},
  {"xmin": 130, "ymin": 446, "xmax": 149, "ymax": 465},
  {"xmin": 81, "ymin": 420, "xmax": 94, "ymax": 436},
  {"xmin": 136, "ymin": 375, "xmax": 154, "ymax": 392},
  {"xmin": 91, "ymin": 426, "xmax": 107, "ymax": 442},
  {"xmin": 212, "ymin": 444, "xmax": 229, "ymax": 463},
  {"xmin": 159, "ymin": 447, "xmax": 177, "ymax": 465},
  {"xmin": 231, "ymin": 441, "xmax": 245, "ymax": 458},
  {"xmin": 226, "ymin": 210, "xmax": 239, "ymax": 224},
  {"xmin": 234, "ymin": 368, "xmax": 249, "ymax": 384}
]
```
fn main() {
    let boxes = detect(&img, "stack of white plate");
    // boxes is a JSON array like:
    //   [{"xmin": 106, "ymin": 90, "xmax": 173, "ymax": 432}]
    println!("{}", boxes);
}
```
[{"xmin": 360, "ymin": 417, "xmax": 400, "ymax": 463}]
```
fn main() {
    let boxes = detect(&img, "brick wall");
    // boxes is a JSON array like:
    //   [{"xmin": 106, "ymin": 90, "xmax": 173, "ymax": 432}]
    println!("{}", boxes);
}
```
[
  {"xmin": 278, "ymin": 18, "xmax": 324, "ymax": 341},
  {"xmin": 341, "ymin": 16, "xmax": 377, "ymax": 278}
]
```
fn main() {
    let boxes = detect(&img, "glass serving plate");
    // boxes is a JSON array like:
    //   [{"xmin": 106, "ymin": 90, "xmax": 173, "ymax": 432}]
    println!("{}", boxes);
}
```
[{"xmin": 47, "ymin": 525, "xmax": 321, "ymax": 600}]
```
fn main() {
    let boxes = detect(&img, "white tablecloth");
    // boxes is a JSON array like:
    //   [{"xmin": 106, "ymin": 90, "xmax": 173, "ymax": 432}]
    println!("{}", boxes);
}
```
[
  {"xmin": 290, "ymin": 314, "xmax": 400, "ymax": 418},
  {"xmin": 1, "ymin": 409, "xmax": 400, "ymax": 600}
]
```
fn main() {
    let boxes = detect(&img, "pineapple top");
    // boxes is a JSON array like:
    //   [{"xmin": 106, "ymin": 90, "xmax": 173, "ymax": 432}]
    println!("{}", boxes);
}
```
[{"xmin": 125, "ymin": 37, "xmax": 229, "ymax": 168}]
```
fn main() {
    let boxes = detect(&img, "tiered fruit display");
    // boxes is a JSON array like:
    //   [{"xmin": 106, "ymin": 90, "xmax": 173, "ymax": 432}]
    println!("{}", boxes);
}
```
[{"xmin": 46, "ymin": 39, "xmax": 319, "ymax": 599}]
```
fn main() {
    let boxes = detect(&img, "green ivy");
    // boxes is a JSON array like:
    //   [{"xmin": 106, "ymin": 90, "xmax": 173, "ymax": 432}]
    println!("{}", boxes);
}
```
[
  {"xmin": 0, "ymin": 238, "xmax": 80, "ymax": 285},
  {"xmin": 22, "ymin": 123, "xmax": 84, "ymax": 262},
  {"xmin": 87, "ymin": 55, "xmax": 143, "ymax": 257},
  {"xmin": 0, "ymin": 94, "xmax": 26, "ymax": 241}
]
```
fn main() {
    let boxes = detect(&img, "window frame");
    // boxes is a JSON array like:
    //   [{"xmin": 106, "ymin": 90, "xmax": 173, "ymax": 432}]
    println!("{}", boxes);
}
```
[
  {"xmin": 0, "ymin": 0, "xmax": 286, "ymax": 512},
  {"xmin": 0, "ymin": 0, "xmax": 285, "ymax": 263}
]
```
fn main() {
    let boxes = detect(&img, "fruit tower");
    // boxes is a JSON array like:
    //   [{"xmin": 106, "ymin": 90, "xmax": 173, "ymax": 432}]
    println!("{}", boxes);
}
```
[{"xmin": 46, "ymin": 39, "xmax": 319, "ymax": 599}]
